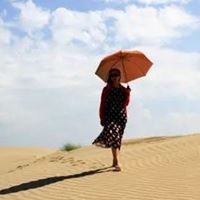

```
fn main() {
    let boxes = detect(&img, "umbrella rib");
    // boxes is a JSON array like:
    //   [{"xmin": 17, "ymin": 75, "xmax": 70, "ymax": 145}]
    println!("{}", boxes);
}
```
[
  {"xmin": 130, "ymin": 59, "xmax": 146, "ymax": 76},
  {"xmin": 109, "ymin": 59, "xmax": 121, "ymax": 70},
  {"xmin": 122, "ymin": 52, "xmax": 147, "ymax": 79},
  {"xmin": 96, "ymin": 59, "xmax": 121, "ymax": 82}
]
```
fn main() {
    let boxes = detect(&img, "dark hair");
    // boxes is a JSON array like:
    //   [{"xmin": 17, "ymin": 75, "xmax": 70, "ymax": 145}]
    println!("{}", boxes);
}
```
[{"xmin": 107, "ymin": 68, "xmax": 121, "ymax": 85}]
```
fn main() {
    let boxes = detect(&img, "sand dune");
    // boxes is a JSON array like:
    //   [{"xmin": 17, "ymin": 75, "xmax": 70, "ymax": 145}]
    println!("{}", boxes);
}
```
[
  {"xmin": 0, "ymin": 147, "xmax": 56, "ymax": 175},
  {"xmin": 0, "ymin": 133, "xmax": 200, "ymax": 200}
]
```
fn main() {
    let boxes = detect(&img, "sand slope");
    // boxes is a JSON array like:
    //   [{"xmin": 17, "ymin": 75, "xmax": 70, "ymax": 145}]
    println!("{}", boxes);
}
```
[
  {"xmin": 0, "ymin": 133, "xmax": 200, "ymax": 200},
  {"xmin": 0, "ymin": 147, "xmax": 56, "ymax": 175}
]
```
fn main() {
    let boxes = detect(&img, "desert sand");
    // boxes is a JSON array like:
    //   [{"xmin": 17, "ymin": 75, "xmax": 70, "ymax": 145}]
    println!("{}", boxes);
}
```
[{"xmin": 0, "ymin": 133, "xmax": 200, "ymax": 200}]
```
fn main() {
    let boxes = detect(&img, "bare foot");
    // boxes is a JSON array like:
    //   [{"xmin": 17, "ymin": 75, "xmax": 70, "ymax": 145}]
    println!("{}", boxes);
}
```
[{"xmin": 113, "ymin": 165, "xmax": 122, "ymax": 172}]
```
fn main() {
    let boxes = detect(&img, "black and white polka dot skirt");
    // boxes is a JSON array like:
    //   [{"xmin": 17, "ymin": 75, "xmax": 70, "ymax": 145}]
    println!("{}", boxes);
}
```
[{"xmin": 92, "ymin": 87, "xmax": 127, "ymax": 149}]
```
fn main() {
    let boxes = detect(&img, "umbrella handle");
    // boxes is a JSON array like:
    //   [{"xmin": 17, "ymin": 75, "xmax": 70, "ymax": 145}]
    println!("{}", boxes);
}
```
[
  {"xmin": 122, "ymin": 57, "xmax": 128, "ymax": 83},
  {"xmin": 126, "ymin": 83, "xmax": 131, "ymax": 91}
]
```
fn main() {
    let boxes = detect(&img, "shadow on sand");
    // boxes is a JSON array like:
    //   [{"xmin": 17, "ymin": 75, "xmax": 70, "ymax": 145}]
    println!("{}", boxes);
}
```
[{"xmin": 0, "ymin": 166, "xmax": 113, "ymax": 195}]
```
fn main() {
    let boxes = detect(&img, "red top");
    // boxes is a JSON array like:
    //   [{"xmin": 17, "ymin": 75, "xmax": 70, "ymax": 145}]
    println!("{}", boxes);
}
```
[{"xmin": 99, "ymin": 84, "xmax": 131, "ymax": 122}]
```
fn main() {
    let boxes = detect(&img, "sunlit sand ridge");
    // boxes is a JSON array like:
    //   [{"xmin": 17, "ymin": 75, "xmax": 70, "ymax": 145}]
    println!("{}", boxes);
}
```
[{"xmin": 0, "ymin": 133, "xmax": 200, "ymax": 200}]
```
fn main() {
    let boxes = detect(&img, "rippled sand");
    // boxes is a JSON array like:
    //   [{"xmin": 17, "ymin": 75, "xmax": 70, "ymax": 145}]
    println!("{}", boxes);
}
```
[{"xmin": 1, "ymin": 133, "xmax": 200, "ymax": 200}]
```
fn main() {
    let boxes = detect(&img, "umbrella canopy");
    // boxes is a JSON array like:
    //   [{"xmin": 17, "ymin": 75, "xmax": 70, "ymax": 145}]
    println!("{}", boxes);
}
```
[{"xmin": 95, "ymin": 50, "xmax": 153, "ymax": 83}]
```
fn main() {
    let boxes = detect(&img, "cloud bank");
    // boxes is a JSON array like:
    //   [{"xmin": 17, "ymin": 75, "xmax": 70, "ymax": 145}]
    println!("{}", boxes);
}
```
[{"xmin": 0, "ymin": 0, "xmax": 199, "ymax": 147}]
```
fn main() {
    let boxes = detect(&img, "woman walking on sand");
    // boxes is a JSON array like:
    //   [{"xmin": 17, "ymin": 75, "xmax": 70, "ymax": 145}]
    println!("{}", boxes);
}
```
[
  {"xmin": 93, "ymin": 50, "xmax": 153, "ymax": 171},
  {"xmin": 92, "ymin": 68, "xmax": 131, "ymax": 171}
]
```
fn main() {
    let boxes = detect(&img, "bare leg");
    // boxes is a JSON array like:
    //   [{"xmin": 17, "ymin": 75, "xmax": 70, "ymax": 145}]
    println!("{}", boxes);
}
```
[{"xmin": 111, "ymin": 147, "xmax": 120, "ymax": 167}]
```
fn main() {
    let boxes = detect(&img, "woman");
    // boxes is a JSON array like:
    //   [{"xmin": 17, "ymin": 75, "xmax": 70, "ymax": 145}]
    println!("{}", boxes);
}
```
[{"xmin": 92, "ymin": 68, "xmax": 131, "ymax": 171}]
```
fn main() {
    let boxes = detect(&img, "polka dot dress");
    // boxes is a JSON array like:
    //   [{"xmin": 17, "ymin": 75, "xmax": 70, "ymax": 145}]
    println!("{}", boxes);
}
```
[{"xmin": 92, "ymin": 87, "xmax": 127, "ymax": 149}]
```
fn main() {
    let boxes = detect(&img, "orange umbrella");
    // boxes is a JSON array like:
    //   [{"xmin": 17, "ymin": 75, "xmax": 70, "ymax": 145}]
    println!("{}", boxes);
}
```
[{"xmin": 95, "ymin": 50, "xmax": 153, "ymax": 83}]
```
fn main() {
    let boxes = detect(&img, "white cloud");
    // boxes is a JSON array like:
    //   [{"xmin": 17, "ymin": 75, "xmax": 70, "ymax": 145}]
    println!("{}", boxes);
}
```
[
  {"xmin": 50, "ymin": 8, "xmax": 107, "ymax": 48},
  {"xmin": 0, "ymin": 112, "xmax": 10, "ymax": 125},
  {"xmin": 126, "ymin": 102, "xmax": 200, "ymax": 139},
  {"xmin": 99, "ymin": 0, "xmax": 131, "ymax": 3},
  {"xmin": 136, "ymin": 0, "xmax": 191, "ymax": 5},
  {"xmin": 0, "ymin": 39, "xmax": 99, "ymax": 89},
  {"xmin": 10, "ymin": 0, "xmax": 199, "ymax": 47},
  {"xmin": 0, "ymin": 3, "xmax": 103, "ymax": 90},
  {"xmin": 0, "ymin": 18, "xmax": 11, "ymax": 44},
  {"xmin": 165, "ymin": 112, "xmax": 200, "ymax": 133},
  {"xmin": 98, "ymin": 0, "xmax": 191, "ymax": 5},
  {"xmin": 104, "ymin": 5, "xmax": 199, "ymax": 46},
  {"xmin": 11, "ymin": 0, "xmax": 50, "ymax": 35},
  {"xmin": 130, "ymin": 46, "xmax": 200, "ymax": 101}
]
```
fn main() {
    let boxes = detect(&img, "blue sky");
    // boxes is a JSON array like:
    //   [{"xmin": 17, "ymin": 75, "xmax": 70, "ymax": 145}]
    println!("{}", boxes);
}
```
[{"xmin": 0, "ymin": 0, "xmax": 200, "ymax": 148}]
